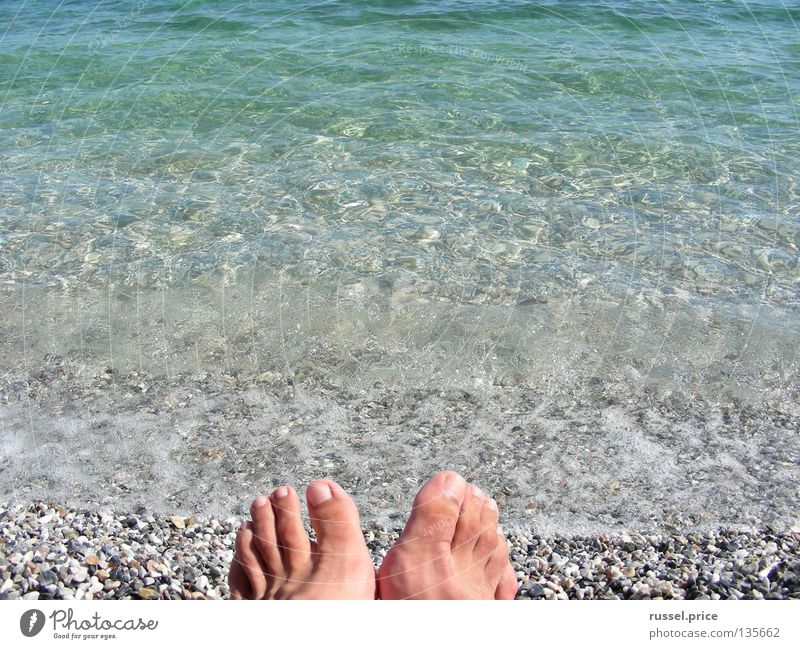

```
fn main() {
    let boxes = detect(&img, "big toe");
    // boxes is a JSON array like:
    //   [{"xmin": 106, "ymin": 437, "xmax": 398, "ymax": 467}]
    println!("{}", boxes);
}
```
[
  {"xmin": 401, "ymin": 471, "xmax": 467, "ymax": 544},
  {"xmin": 306, "ymin": 480, "xmax": 365, "ymax": 554}
]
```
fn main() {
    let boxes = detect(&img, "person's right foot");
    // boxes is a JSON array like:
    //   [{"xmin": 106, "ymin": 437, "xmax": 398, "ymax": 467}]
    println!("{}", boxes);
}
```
[
  {"xmin": 377, "ymin": 471, "xmax": 518, "ymax": 599},
  {"xmin": 228, "ymin": 480, "xmax": 376, "ymax": 599}
]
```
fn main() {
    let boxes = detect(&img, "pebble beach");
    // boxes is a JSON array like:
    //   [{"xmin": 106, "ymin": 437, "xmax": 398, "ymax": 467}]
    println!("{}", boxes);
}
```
[
  {"xmin": 1, "ymin": 502, "xmax": 798, "ymax": 600},
  {"xmin": 1, "ymin": 0, "xmax": 798, "ymax": 605}
]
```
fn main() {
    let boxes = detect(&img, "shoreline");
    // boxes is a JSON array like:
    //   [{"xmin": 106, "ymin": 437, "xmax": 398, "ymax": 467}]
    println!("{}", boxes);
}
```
[
  {"xmin": 2, "ymin": 342, "xmax": 798, "ymax": 534},
  {"xmin": 1, "ymin": 502, "xmax": 797, "ymax": 600}
]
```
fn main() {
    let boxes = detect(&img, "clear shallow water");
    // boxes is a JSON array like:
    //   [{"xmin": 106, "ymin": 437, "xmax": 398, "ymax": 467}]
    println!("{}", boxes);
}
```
[{"xmin": 0, "ymin": 1, "xmax": 798, "ymax": 531}]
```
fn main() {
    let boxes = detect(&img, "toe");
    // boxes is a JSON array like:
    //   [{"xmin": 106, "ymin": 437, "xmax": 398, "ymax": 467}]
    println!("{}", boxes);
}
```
[
  {"xmin": 234, "ymin": 521, "xmax": 268, "ymax": 599},
  {"xmin": 451, "ymin": 484, "xmax": 485, "ymax": 554},
  {"xmin": 270, "ymin": 485, "xmax": 311, "ymax": 574},
  {"xmin": 483, "ymin": 523, "xmax": 509, "ymax": 586},
  {"xmin": 227, "ymin": 559, "xmax": 251, "ymax": 600},
  {"xmin": 306, "ymin": 480, "xmax": 365, "ymax": 554},
  {"xmin": 473, "ymin": 497, "xmax": 500, "ymax": 561},
  {"xmin": 250, "ymin": 495, "xmax": 284, "ymax": 584},
  {"xmin": 400, "ymin": 471, "xmax": 467, "ymax": 545},
  {"xmin": 495, "ymin": 563, "xmax": 518, "ymax": 600}
]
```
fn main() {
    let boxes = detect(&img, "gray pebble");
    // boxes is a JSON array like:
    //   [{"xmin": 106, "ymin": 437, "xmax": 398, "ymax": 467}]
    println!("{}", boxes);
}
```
[{"xmin": 0, "ymin": 502, "xmax": 797, "ymax": 601}]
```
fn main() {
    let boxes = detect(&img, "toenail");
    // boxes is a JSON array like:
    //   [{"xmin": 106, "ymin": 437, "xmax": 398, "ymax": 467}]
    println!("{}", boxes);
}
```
[
  {"xmin": 487, "ymin": 498, "xmax": 498, "ymax": 511},
  {"xmin": 471, "ymin": 485, "xmax": 484, "ymax": 498},
  {"xmin": 497, "ymin": 524, "xmax": 504, "ymax": 536},
  {"xmin": 443, "ymin": 473, "xmax": 466, "ymax": 499},
  {"xmin": 307, "ymin": 482, "xmax": 333, "ymax": 505},
  {"xmin": 272, "ymin": 486, "xmax": 289, "ymax": 499},
  {"xmin": 253, "ymin": 496, "xmax": 268, "ymax": 508}
]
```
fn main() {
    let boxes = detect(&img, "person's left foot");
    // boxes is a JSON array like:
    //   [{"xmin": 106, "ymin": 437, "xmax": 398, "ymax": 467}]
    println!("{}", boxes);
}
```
[
  {"xmin": 229, "ymin": 480, "xmax": 376, "ymax": 599},
  {"xmin": 376, "ymin": 472, "xmax": 517, "ymax": 600}
]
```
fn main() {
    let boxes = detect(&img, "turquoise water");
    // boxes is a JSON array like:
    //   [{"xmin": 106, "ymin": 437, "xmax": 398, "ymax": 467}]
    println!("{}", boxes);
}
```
[
  {"xmin": 0, "ymin": 1, "xmax": 798, "ymax": 528},
  {"xmin": 2, "ymin": 0, "xmax": 798, "ymax": 300}
]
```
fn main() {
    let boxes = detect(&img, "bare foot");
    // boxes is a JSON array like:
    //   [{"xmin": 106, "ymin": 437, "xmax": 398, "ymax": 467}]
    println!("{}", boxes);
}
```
[
  {"xmin": 229, "ymin": 480, "xmax": 376, "ymax": 599},
  {"xmin": 377, "ymin": 471, "xmax": 518, "ymax": 599}
]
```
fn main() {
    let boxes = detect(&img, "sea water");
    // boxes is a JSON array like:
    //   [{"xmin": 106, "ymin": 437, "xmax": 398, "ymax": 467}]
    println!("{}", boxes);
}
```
[{"xmin": 0, "ymin": 0, "xmax": 798, "ymax": 532}]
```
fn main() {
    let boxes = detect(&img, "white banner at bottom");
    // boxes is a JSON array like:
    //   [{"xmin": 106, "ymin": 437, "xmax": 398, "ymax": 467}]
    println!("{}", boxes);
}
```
[{"xmin": 0, "ymin": 600, "xmax": 796, "ymax": 649}]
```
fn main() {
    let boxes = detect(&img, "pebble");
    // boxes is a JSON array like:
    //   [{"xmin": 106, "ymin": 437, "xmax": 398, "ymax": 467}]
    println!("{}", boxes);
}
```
[
  {"xmin": 138, "ymin": 587, "xmax": 157, "ymax": 599},
  {"xmin": 169, "ymin": 516, "xmax": 186, "ymax": 530},
  {"xmin": 72, "ymin": 568, "xmax": 88, "ymax": 583},
  {"xmin": 0, "ymin": 502, "xmax": 798, "ymax": 600}
]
